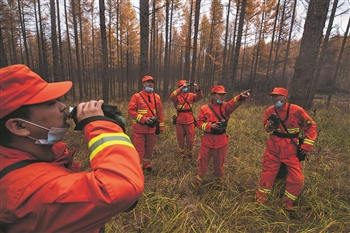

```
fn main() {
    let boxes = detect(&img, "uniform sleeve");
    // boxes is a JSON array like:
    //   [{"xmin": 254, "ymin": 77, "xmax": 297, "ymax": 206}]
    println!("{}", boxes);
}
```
[
  {"xmin": 298, "ymin": 108, "xmax": 317, "ymax": 152},
  {"xmin": 156, "ymin": 95, "xmax": 165, "ymax": 130},
  {"xmin": 197, "ymin": 106, "xmax": 212, "ymax": 133},
  {"xmin": 128, "ymin": 94, "xmax": 146, "ymax": 124},
  {"xmin": 193, "ymin": 89, "xmax": 204, "ymax": 102},
  {"xmin": 224, "ymin": 94, "xmax": 245, "ymax": 115},
  {"xmin": 42, "ymin": 120, "xmax": 144, "ymax": 232},
  {"xmin": 170, "ymin": 88, "xmax": 181, "ymax": 103}
]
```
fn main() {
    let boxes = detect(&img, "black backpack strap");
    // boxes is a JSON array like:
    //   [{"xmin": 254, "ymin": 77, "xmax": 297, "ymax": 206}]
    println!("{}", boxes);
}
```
[
  {"xmin": 0, "ymin": 160, "xmax": 39, "ymax": 179},
  {"xmin": 207, "ymin": 104, "xmax": 226, "ymax": 122}
]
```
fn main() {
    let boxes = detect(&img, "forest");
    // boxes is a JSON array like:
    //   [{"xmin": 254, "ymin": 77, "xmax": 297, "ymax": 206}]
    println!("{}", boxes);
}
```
[{"xmin": 1, "ymin": 0, "xmax": 349, "ymax": 109}]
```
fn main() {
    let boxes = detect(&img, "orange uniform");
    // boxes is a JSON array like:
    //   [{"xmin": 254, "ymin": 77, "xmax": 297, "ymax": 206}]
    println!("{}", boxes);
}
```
[
  {"xmin": 0, "ymin": 121, "xmax": 144, "ymax": 232},
  {"xmin": 128, "ymin": 90, "xmax": 164, "ymax": 169},
  {"xmin": 196, "ymin": 93, "xmax": 246, "ymax": 184},
  {"xmin": 170, "ymin": 83, "xmax": 204, "ymax": 156},
  {"xmin": 256, "ymin": 98, "xmax": 317, "ymax": 209}
]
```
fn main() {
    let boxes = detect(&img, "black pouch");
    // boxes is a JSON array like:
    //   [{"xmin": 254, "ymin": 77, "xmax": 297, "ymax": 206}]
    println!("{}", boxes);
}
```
[
  {"xmin": 297, "ymin": 148, "xmax": 306, "ymax": 161},
  {"xmin": 172, "ymin": 115, "xmax": 177, "ymax": 125},
  {"xmin": 155, "ymin": 121, "xmax": 161, "ymax": 135}
]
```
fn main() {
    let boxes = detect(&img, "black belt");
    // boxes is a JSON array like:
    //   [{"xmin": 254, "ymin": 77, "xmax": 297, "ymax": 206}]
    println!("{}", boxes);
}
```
[
  {"xmin": 272, "ymin": 131, "xmax": 299, "ymax": 138},
  {"xmin": 177, "ymin": 109, "xmax": 192, "ymax": 113}
]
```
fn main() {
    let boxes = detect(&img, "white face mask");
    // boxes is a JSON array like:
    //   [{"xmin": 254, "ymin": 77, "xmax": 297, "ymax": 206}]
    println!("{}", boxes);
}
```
[
  {"xmin": 216, "ymin": 99, "xmax": 224, "ymax": 104},
  {"xmin": 274, "ymin": 97, "xmax": 285, "ymax": 108},
  {"xmin": 18, "ymin": 119, "xmax": 69, "ymax": 145}
]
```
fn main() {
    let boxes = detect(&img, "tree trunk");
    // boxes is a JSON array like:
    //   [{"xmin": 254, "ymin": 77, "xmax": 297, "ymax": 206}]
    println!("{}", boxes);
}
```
[
  {"xmin": 221, "ymin": 0, "xmax": 231, "ymax": 83},
  {"xmin": 140, "ymin": 0, "xmax": 149, "ymax": 77},
  {"xmin": 99, "ymin": 0, "xmax": 109, "ymax": 103},
  {"xmin": 0, "ymin": 24, "xmax": 8, "ymax": 67},
  {"xmin": 308, "ymin": 0, "xmax": 338, "ymax": 107},
  {"xmin": 72, "ymin": 0, "xmax": 83, "ymax": 100},
  {"xmin": 191, "ymin": 0, "xmax": 201, "ymax": 83},
  {"xmin": 289, "ymin": 0, "xmax": 330, "ymax": 109},
  {"xmin": 17, "ymin": 0, "xmax": 29, "ymax": 65},
  {"xmin": 326, "ymin": 17, "xmax": 349, "ymax": 107},
  {"xmin": 50, "ymin": 0, "xmax": 60, "ymax": 82}
]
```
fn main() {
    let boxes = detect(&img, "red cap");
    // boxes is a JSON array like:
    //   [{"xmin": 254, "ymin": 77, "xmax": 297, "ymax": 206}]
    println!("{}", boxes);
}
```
[
  {"xmin": 269, "ymin": 87, "xmax": 288, "ymax": 96},
  {"xmin": 177, "ymin": 80, "xmax": 187, "ymax": 87},
  {"xmin": 142, "ymin": 76, "xmax": 154, "ymax": 83},
  {"xmin": 210, "ymin": 85, "xmax": 227, "ymax": 94},
  {"xmin": 0, "ymin": 64, "xmax": 72, "ymax": 118}
]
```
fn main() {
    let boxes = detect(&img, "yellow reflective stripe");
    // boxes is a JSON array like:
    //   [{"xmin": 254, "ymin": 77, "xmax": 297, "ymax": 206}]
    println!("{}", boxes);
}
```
[
  {"xmin": 140, "ymin": 164, "xmax": 143, "ymax": 167},
  {"xmin": 304, "ymin": 138, "xmax": 315, "ymax": 146},
  {"xmin": 88, "ymin": 133, "xmax": 135, "ymax": 161},
  {"xmin": 159, "ymin": 122, "xmax": 164, "ymax": 127},
  {"xmin": 177, "ymin": 104, "xmax": 193, "ymax": 108},
  {"xmin": 196, "ymin": 175, "xmax": 203, "ymax": 181},
  {"xmin": 137, "ymin": 110, "xmax": 147, "ymax": 114},
  {"xmin": 132, "ymin": 120, "xmax": 137, "ymax": 124},
  {"xmin": 233, "ymin": 96, "xmax": 239, "ymax": 105},
  {"xmin": 143, "ymin": 158, "xmax": 151, "ymax": 162},
  {"xmin": 136, "ymin": 114, "xmax": 143, "ymax": 122},
  {"xmin": 177, "ymin": 104, "xmax": 184, "ymax": 108},
  {"xmin": 173, "ymin": 91, "xmax": 178, "ymax": 96},
  {"xmin": 202, "ymin": 123, "xmax": 208, "ymax": 131},
  {"xmin": 153, "ymin": 109, "xmax": 157, "ymax": 114},
  {"xmin": 284, "ymin": 190, "xmax": 297, "ymax": 201},
  {"xmin": 258, "ymin": 187, "xmax": 271, "ymax": 194},
  {"xmin": 287, "ymin": 128, "xmax": 300, "ymax": 133}
]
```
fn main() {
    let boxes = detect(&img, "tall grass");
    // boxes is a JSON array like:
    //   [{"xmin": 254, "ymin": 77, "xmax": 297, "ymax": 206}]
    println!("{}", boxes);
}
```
[{"xmin": 65, "ymin": 97, "xmax": 350, "ymax": 233}]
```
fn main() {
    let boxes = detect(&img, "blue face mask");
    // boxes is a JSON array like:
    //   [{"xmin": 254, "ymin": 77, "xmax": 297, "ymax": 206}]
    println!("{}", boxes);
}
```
[
  {"xmin": 182, "ymin": 87, "xmax": 188, "ymax": 92},
  {"xmin": 216, "ymin": 99, "xmax": 224, "ymax": 105},
  {"xmin": 274, "ymin": 98, "xmax": 284, "ymax": 108},
  {"xmin": 144, "ymin": 87, "xmax": 154, "ymax": 92}
]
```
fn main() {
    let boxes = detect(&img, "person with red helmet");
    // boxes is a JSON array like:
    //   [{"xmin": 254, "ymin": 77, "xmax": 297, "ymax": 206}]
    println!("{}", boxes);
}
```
[
  {"xmin": 255, "ymin": 87, "xmax": 317, "ymax": 210},
  {"xmin": 195, "ymin": 85, "xmax": 251, "ymax": 185},
  {"xmin": 128, "ymin": 76, "xmax": 164, "ymax": 172},
  {"xmin": 170, "ymin": 80, "xmax": 204, "ymax": 158},
  {"xmin": 0, "ymin": 65, "xmax": 144, "ymax": 232}
]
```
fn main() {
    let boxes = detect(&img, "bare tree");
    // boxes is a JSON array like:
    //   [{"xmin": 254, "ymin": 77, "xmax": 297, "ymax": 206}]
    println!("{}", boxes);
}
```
[
  {"xmin": 99, "ymin": 0, "xmax": 109, "ymax": 103},
  {"xmin": 140, "ymin": 0, "xmax": 149, "ymax": 77},
  {"xmin": 50, "ymin": 0, "xmax": 59, "ymax": 82}
]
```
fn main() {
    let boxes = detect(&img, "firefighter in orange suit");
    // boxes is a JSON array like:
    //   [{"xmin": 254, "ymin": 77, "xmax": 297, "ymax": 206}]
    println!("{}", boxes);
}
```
[
  {"xmin": 0, "ymin": 65, "xmax": 144, "ymax": 232},
  {"xmin": 255, "ymin": 87, "xmax": 317, "ymax": 210},
  {"xmin": 170, "ymin": 80, "xmax": 204, "ymax": 157},
  {"xmin": 128, "ymin": 76, "xmax": 165, "ymax": 172},
  {"xmin": 195, "ymin": 85, "xmax": 251, "ymax": 185}
]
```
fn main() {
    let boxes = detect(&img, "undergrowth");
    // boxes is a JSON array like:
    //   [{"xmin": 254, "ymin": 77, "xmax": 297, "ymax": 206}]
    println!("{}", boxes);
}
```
[{"xmin": 65, "ymin": 98, "xmax": 350, "ymax": 233}]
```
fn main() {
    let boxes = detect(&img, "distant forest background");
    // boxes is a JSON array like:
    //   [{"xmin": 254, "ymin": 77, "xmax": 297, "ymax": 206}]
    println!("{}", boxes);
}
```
[{"xmin": 0, "ymin": 0, "xmax": 349, "ymax": 109}]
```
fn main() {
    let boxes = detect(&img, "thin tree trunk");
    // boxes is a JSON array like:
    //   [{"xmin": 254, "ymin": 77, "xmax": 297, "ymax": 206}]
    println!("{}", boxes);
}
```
[
  {"xmin": 191, "ymin": 0, "xmax": 201, "ymax": 83},
  {"xmin": 326, "ymin": 17, "xmax": 349, "ymax": 107},
  {"xmin": 221, "ymin": 0, "xmax": 231, "ymax": 83},
  {"xmin": 17, "ymin": 0, "xmax": 29, "ymax": 65},
  {"xmin": 64, "ymin": 0, "xmax": 75, "ymax": 100},
  {"xmin": 140, "ymin": 0, "xmax": 149, "ymax": 77},
  {"xmin": 72, "ymin": 0, "xmax": 83, "ymax": 100},
  {"xmin": 0, "ymin": 26, "xmax": 8, "ymax": 67},
  {"xmin": 50, "ymin": 0, "xmax": 60, "ymax": 82},
  {"xmin": 99, "ymin": 0, "xmax": 109, "ymax": 103}
]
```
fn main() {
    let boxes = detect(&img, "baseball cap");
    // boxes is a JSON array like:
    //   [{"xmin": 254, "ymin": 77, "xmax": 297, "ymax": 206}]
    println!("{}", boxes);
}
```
[
  {"xmin": 0, "ymin": 64, "xmax": 72, "ymax": 118},
  {"xmin": 177, "ymin": 80, "xmax": 187, "ymax": 87},
  {"xmin": 210, "ymin": 85, "xmax": 227, "ymax": 94},
  {"xmin": 269, "ymin": 87, "xmax": 288, "ymax": 96},
  {"xmin": 142, "ymin": 76, "xmax": 154, "ymax": 83}
]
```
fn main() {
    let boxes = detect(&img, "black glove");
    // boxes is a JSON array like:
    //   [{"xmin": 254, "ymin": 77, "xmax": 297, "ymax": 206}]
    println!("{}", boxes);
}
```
[{"xmin": 297, "ymin": 148, "xmax": 308, "ymax": 161}]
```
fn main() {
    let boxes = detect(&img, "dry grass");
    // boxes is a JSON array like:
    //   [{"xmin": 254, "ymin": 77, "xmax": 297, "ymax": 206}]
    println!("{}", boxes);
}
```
[{"xmin": 65, "ymin": 98, "xmax": 350, "ymax": 233}]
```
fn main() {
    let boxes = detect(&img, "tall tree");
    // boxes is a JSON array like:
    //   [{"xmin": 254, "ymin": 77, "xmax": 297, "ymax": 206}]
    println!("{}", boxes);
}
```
[
  {"xmin": 0, "ymin": 26, "xmax": 8, "ymax": 67},
  {"xmin": 17, "ymin": 0, "xmax": 29, "ymax": 65},
  {"xmin": 191, "ymin": 0, "xmax": 201, "ymax": 83},
  {"xmin": 140, "ymin": 0, "xmax": 150, "ymax": 77},
  {"xmin": 50, "ymin": 0, "xmax": 60, "ymax": 82},
  {"xmin": 289, "ymin": 0, "xmax": 330, "ymax": 109},
  {"xmin": 99, "ymin": 0, "xmax": 109, "ymax": 102},
  {"xmin": 307, "ymin": 0, "xmax": 339, "ymax": 107},
  {"xmin": 231, "ymin": 0, "xmax": 247, "ymax": 89},
  {"xmin": 326, "ymin": 17, "xmax": 349, "ymax": 107}
]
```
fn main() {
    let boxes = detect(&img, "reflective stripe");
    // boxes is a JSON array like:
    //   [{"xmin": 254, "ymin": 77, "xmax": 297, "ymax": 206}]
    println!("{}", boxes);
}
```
[
  {"xmin": 140, "ymin": 164, "xmax": 143, "ymax": 167},
  {"xmin": 137, "ymin": 110, "xmax": 147, "ymax": 114},
  {"xmin": 258, "ymin": 187, "xmax": 271, "ymax": 194},
  {"xmin": 132, "ymin": 120, "xmax": 137, "ymax": 124},
  {"xmin": 159, "ymin": 122, "xmax": 165, "ymax": 127},
  {"xmin": 143, "ymin": 158, "xmax": 151, "ymax": 162},
  {"xmin": 136, "ymin": 114, "xmax": 143, "ymax": 122},
  {"xmin": 177, "ymin": 104, "xmax": 193, "ymax": 109},
  {"xmin": 202, "ymin": 123, "xmax": 208, "ymax": 131},
  {"xmin": 233, "ymin": 96, "xmax": 239, "ymax": 105},
  {"xmin": 304, "ymin": 138, "xmax": 315, "ymax": 146},
  {"xmin": 173, "ymin": 90, "xmax": 178, "ymax": 96},
  {"xmin": 196, "ymin": 175, "xmax": 203, "ymax": 181},
  {"xmin": 287, "ymin": 128, "xmax": 300, "ymax": 133},
  {"xmin": 284, "ymin": 190, "xmax": 297, "ymax": 201},
  {"xmin": 88, "ymin": 133, "xmax": 134, "ymax": 161}
]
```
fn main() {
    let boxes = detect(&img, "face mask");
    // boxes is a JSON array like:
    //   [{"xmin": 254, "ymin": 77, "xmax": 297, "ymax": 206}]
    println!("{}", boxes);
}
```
[
  {"xmin": 18, "ymin": 119, "xmax": 69, "ymax": 145},
  {"xmin": 182, "ymin": 87, "xmax": 188, "ymax": 92},
  {"xmin": 216, "ymin": 99, "xmax": 224, "ymax": 105},
  {"xmin": 144, "ymin": 86, "xmax": 154, "ymax": 92},
  {"xmin": 274, "ymin": 97, "xmax": 284, "ymax": 108}
]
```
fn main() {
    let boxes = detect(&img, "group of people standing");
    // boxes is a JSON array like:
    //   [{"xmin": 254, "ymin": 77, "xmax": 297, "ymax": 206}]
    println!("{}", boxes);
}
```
[
  {"xmin": 0, "ymin": 65, "xmax": 317, "ymax": 232},
  {"xmin": 128, "ymin": 75, "xmax": 317, "ymax": 212}
]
